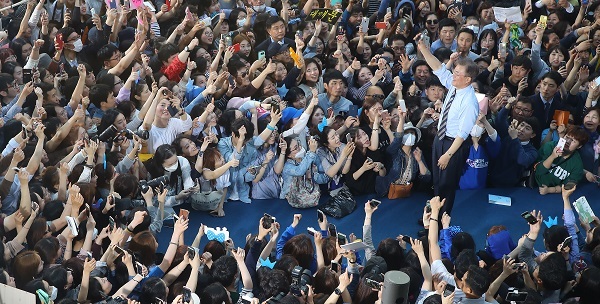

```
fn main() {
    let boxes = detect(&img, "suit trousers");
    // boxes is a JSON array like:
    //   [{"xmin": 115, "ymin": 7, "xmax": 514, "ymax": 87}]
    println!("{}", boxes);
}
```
[{"xmin": 432, "ymin": 136, "xmax": 469, "ymax": 216}]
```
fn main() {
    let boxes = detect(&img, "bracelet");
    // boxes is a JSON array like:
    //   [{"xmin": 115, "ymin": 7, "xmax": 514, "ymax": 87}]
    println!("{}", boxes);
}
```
[
  {"xmin": 169, "ymin": 241, "xmax": 179, "ymax": 246},
  {"xmin": 430, "ymin": 218, "xmax": 438, "ymax": 222},
  {"xmin": 126, "ymin": 226, "xmax": 134, "ymax": 233},
  {"xmin": 132, "ymin": 278, "xmax": 140, "ymax": 283},
  {"xmin": 266, "ymin": 124, "xmax": 277, "ymax": 131}
]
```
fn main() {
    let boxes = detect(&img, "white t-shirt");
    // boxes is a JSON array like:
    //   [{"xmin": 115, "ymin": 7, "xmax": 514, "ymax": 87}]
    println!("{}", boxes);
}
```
[{"xmin": 144, "ymin": 117, "xmax": 193, "ymax": 153}]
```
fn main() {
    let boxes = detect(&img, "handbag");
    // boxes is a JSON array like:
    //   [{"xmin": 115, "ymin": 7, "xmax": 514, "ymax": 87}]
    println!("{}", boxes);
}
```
[
  {"xmin": 319, "ymin": 186, "xmax": 356, "ymax": 219},
  {"xmin": 388, "ymin": 182, "xmax": 413, "ymax": 199},
  {"xmin": 190, "ymin": 190, "xmax": 225, "ymax": 211},
  {"xmin": 286, "ymin": 175, "xmax": 320, "ymax": 208}
]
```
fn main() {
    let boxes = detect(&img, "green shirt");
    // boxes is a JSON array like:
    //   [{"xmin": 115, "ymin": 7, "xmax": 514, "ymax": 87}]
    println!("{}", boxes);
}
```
[{"xmin": 535, "ymin": 141, "xmax": 584, "ymax": 186}]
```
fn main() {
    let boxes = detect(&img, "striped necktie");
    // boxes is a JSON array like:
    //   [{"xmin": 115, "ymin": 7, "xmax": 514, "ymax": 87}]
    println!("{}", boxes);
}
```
[{"xmin": 437, "ymin": 89, "xmax": 457, "ymax": 139}]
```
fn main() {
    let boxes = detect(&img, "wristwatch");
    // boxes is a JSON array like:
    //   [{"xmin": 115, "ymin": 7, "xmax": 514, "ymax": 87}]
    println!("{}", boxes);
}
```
[
  {"xmin": 334, "ymin": 288, "xmax": 342, "ymax": 295},
  {"xmin": 184, "ymin": 46, "xmax": 190, "ymax": 52}
]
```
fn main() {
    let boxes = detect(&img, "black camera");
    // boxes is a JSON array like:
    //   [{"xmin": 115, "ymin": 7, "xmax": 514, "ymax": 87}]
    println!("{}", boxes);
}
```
[
  {"xmin": 140, "ymin": 175, "xmax": 169, "ymax": 193},
  {"xmin": 262, "ymin": 213, "xmax": 275, "ymax": 229},
  {"xmin": 98, "ymin": 126, "xmax": 150, "ymax": 142},
  {"xmin": 290, "ymin": 266, "xmax": 312, "ymax": 297}
]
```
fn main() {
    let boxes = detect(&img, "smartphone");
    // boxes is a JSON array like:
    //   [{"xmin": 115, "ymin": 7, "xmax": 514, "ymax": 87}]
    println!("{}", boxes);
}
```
[
  {"xmin": 271, "ymin": 102, "xmax": 280, "ymax": 112},
  {"xmin": 262, "ymin": 213, "xmax": 275, "ymax": 229},
  {"xmin": 346, "ymin": 133, "xmax": 352, "ymax": 143},
  {"xmin": 556, "ymin": 137, "xmax": 566, "ymax": 153},
  {"xmin": 179, "ymin": 209, "xmax": 189, "ymax": 221},
  {"xmin": 21, "ymin": 125, "xmax": 27, "ymax": 139},
  {"xmin": 135, "ymin": 261, "xmax": 144, "ymax": 275},
  {"xmin": 307, "ymin": 227, "xmax": 317, "ymax": 236},
  {"xmin": 366, "ymin": 277, "xmax": 381, "ymax": 290},
  {"xmin": 336, "ymin": 25, "xmax": 345, "ymax": 37},
  {"xmin": 165, "ymin": 0, "xmax": 170, "ymax": 10},
  {"xmin": 561, "ymin": 236, "xmax": 573, "ymax": 249},
  {"xmin": 324, "ymin": 107, "xmax": 333, "ymax": 118},
  {"xmin": 564, "ymin": 181, "xmax": 576, "ymax": 190},
  {"xmin": 347, "ymin": 105, "xmax": 359, "ymax": 117},
  {"xmin": 521, "ymin": 211, "xmax": 538, "ymax": 224},
  {"xmin": 370, "ymin": 199, "xmax": 381, "ymax": 208},
  {"xmin": 505, "ymin": 290, "xmax": 528, "ymax": 301},
  {"xmin": 337, "ymin": 233, "xmax": 346, "ymax": 245},
  {"xmin": 31, "ymin": 202, "xmax": 39, "ymax": 212},
  {"xmin": 317, "ymin": 209, "xmax": 325, "ymax": 223},
  {"xmin": 328, "ymin": 223, "xmax": 337, "ymax": 238},
  {"xmin": 87, "ymin": 252, "xmax": 93, "ymax": 260},
  {"xmin": 114, "ymin": 246, "xmax": 125, "ymax": 255},
  {"xmin": 66, "ymin": 216, "xmax": 79, "ymax": 236},
  {"xmin": 443, "ymin": 284, "xmax": 455, "ymax": 297},
  {"xmin": 386, "ymin": 7, "xmax": 391, "ymax": 14},
  {"xmin": 225, "ymin": 36, "xmax": 233, "ymax": 47},
  {"xmin": 331, "ymin": 261, "xmax": 339, "ymax": 272},
  {"xmin": 398, "ymin": 18, "xmax": 407, "ymax": 32},
  {"xmin": 399, "ymin": 99, "xmax": 407, "ymax": 113},
  {"xmin": 168, "ymin": 105, "xmax": 179, "ymax": 116},
  {"xmin": 56, "ymin": 34, "xmax": 64, "ymax": 50},
  {"xmin": 108, "ymin": 216, "xmax": 115, "ymax": 230},
  {"xmin": 381, "ymin": 110, "xmax": 390, "ymax": 120},
  {"xmin": 232, "ymin": 43, "xmax": 241, "ymax": 53},
  {"xmin": 296, "ymin": 30, "xmax": 302, "ymax": 38},
  {"xmin": 109, "ymin": 0, "xmax": 117, "ymax": 9},
  {"xmin": 499, "ymin": 42, "xmax": 507, "ymax": 58},
  {"xmin": 59, "ymin": 63, "xmax": 65, "ymax": 75},
  {"xmin": 90, "ymin": 7, "xmax": 96, "ymax": 15},
  {"xmin": 23, "ymin": 68, "xmax": 33, "ymax": 83},
  {"xmin": 595, "ymin": 75, "xmax": 600, "ymax": 87},
  {"xmin": 182, "ymin": 287, "xmax": 192, "ymax": 303},
  {"xmin": 402, "ymin": 235, "xmax": 411, "ymax": 243},
  {"xmin": 539, "ymin": 15, "xmax": 548, "ymax": 28},
  {"xmin": 560, "ymin": 61, "xmax": 567, "ymax": 69},
  {"xmin": 420, "ymin": 30, "xmax": 430, "ymax": 45},
  {"xmin": 426, "ymin": 201, "xmax": 431, "ymax": 213},
  {"xmin": 187, "ymin": 246, "xmax": 196, "ymax": 259},
  {"xmin": 375, "ymin": 22, "xmax": 387, "ymax": 30},
  {"xmin": 258, "ymin": 50, "xmax": 266, "ymax": 60},
  {"xmin": 185, "ymin": 7, "xmax": 193, "ymax": 19},
  {"xmin": 361, "ymin": 17, "xmax": 369, "ymax": 32}
]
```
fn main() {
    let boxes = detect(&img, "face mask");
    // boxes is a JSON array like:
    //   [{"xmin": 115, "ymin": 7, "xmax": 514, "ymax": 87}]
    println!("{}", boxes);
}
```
[
  {"xmin": 253, "ymin": 4, "xmax": 266, "ymax": 12},
  {"xmin": 49, "ymin": 286, "xmax": 58, "ymax": 301},
  {"xmin": 470, "ymin": 124, "xmax": 485, "ymax": 137},
  {"xmin": 295, "ymin": 147, "xmax": 306, "ymax": 158},
  {"xmin": 402, "ymin": 133, "xmax": 416, "ymax": 146},
  {"xmin": 87, "ymin": 124, "xmax": 98, "ymax": 136},
  {"xmin": 237, "ymin": 18, "xmax": 246, "ymax": 27},
  {"xmin": 72, "ymin": 39, "xmax": 83, "ymax": 52},
  {"xmin": 164, "ymin": 161, "xmax": 179, "ymax": 172}
]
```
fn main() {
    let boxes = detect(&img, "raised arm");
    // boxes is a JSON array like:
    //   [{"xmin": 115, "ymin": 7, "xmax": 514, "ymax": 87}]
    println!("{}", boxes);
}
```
[
  {"xmin": 45, "ymin": 108, "xmax": 85, "ymax": 153},
  {"xmin": 416, "ymin": 34, "xmax": 442, "ymax": 71},
  {"xmin": 158, "ymin": 218, "xmax": 189, "ymax": 273},
  {"xmin": 428, "ymin": 196, "xmax": 445, "ymax": 263}
]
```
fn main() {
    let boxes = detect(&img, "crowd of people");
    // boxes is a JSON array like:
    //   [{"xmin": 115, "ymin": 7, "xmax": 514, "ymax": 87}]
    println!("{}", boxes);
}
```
[{"xmin": 0, "ymin": 0, "xmax": 599, "ymax": 302}]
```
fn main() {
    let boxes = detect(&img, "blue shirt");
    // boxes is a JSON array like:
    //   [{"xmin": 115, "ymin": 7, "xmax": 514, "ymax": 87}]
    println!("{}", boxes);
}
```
[
  {"xmin": 433, "ymin": 66, "xmax": 479, "ymax": 140},
  {"xmin": 317, "ymin": 93, "xmax": 352, "ymax": 116},
  {"xmin": 430, "ymin": 39, "xmax": 457, "ymax": 53}
]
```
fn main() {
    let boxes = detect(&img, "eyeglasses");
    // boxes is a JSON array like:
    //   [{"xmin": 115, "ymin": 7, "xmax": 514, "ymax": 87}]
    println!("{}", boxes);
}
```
[
  {"xmin": 367, "ymin": 94, "xmax": 385, "ymax": 100},
  {"xmin": 67, "ymin": 34, "xmax": 81, "ymax": 42},
  {"xmin": 239, "ymin": 71, "xmax": 249, "ymax": 77},
  {"xmin": 393, "ymin": 46, "xmax": 406, "ymax": 51},
  {"xmin": 514, "ymin": 106, "xmax": 532, "ymax": 114},
  {"xmin": 426, "ymin": 19, "xmax": 439, "ymax": 25},
  {"xmin": 114, "ymin": 79, "xmax": 123, "ymax": 86}
]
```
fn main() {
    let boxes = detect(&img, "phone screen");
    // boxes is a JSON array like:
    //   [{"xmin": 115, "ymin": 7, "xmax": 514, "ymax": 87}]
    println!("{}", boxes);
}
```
[
  {"xmin": 346, "ymin": 133, "xmax": 352, "ymax": 143},
  {"xmin": 443, "ymin": 284, "xmax": 455, "ymax": 297},
  {"xmin": 521, "ymin": 212, "xmax": 538, "ymax": 224},
  {"xmin": 328, "ymin": 223, "xmax": 337, "ymax": 238},
  {"xmin": 317, "ymin": 210, "xmax": 325, "ymax": 222}
]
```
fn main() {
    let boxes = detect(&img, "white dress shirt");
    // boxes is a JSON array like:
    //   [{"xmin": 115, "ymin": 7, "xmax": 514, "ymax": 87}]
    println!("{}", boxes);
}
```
[{"xmin": 434, "ymin": 66, "xmax": 479, "ymax": 140}]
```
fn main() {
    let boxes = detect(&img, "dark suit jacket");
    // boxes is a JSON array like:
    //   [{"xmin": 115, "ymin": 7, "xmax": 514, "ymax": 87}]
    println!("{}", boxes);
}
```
[
  {"xmin": 529, "ymin": 93, "xmax": 566, "ymax": 129},
  {"xmin": 255, "ymin": 37, "xmax": 296, "ymax": 55}
]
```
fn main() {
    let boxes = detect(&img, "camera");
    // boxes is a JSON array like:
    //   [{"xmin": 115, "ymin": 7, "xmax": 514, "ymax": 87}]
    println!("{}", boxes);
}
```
[
  {"xmin": 98, "ymin": 126, "xmax": 150, "ymax": 142},
  {"xmin": 290, "ymin": 266, "xmax": 312, "ymax": 297},
  {"xmin": 140, "ymin": 175, "xmax": 170, "ymax": 193}
]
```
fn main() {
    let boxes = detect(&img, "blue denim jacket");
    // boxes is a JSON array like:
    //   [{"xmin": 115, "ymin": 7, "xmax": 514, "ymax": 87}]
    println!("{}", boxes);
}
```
[
  {"xmin": 217, "ymin": 136, "xmax": 261, "ymax": 203},
  {"xmin": 279, "ymin": 151, "xmax": 330, "ymax": 199}
]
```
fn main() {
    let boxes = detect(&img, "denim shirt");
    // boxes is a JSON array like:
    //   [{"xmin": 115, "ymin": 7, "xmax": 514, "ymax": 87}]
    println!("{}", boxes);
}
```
[
  {"xmin": 279, "ymin": 151, "xmax": 329, "ymax": 199},
  {"xmin": 218, "ymin": 136, "xmax": 260, "ymax": 203}
]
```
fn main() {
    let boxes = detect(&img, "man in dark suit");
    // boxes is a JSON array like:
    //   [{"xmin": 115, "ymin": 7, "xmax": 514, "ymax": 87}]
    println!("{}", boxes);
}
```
[
  {"xmin": 255, "ymin": 16, "xmax": 296, "ymax": 55},
  {"xmin": 528, "ymin": 71, "xmax": 566, "ymax": 130}
]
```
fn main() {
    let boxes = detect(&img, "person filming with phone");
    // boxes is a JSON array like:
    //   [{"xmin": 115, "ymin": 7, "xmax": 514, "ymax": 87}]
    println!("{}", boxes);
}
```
[{"xmin": 417, "ymin": 31, "xmax": 479, "ymax": 215}]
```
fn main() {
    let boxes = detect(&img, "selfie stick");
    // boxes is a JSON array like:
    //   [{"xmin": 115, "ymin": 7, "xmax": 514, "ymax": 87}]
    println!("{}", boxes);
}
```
[{"xmin": 381, "ymin": 271, "xmax": 410, "ymax": 304}]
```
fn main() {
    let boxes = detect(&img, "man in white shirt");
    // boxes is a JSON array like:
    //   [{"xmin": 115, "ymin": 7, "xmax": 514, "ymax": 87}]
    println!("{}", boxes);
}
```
[{"xmin": 417, "ymin": 33, "xmax": 479, "ymax": 215}]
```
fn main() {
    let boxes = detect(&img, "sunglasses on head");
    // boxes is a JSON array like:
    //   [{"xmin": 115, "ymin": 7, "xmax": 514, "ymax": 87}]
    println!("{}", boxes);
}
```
[{"xmin": 426, "ymin": 19, "xmax": 439, "ymax": 25}]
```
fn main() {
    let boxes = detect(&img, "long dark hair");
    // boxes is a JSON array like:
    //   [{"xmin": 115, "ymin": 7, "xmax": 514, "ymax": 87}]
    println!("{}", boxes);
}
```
[{"xmin": 145, "ymin": 144, "xmax": 181, "ymax": 188}]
